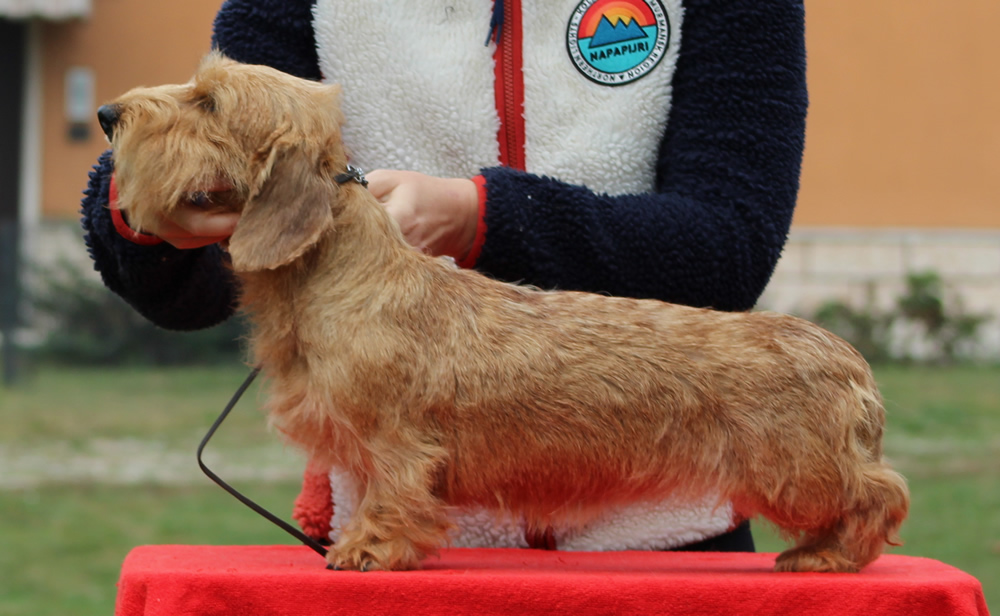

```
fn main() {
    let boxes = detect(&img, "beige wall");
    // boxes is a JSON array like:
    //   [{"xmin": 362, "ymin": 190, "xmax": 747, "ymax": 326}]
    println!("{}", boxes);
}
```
[
  {"xmin": 38, "ymin": 0, "xmax": 1000, "ymax": 229},
  {"xmin": 40, "ymin": 0, "xmax": 217, "ymax": 218},
  {"xmin": 796, "ymin": 0, "xmax": 1000, "ymax": 228}
]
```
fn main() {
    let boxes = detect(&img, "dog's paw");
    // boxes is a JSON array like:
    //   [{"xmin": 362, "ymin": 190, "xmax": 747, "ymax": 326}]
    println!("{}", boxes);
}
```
[
  {"xmin": 327, "ymin": 535, "xmax": 426, "ymax": 572},
  {"xmin": 774, "ymin": 546, "xmax": 859, "ymax": 573},
  {"xmin": 325, "ymin": 547, "xmax": 385, "ymax": 572}
]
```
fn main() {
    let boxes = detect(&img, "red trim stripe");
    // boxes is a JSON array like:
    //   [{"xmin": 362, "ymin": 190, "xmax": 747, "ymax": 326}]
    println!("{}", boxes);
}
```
[
  {"xmin": 461, "ymin": 0, "xmax": 526, "ymax": 270},
  {"xmin": 457, "ymin": 175, "xmax": 489, "ymax": 269},
  {"xmin": 108, "ymin": 175, "xmax": 164, "ymax": 246}
]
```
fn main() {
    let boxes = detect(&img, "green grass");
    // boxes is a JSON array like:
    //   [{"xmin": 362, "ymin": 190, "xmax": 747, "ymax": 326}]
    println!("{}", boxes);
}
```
[
  {"xmin": 754, "ymin": 475, "xmax": 1000, "ymax": 604},
  {"xmin": 756, "ymin": 364, "xmax": 1000, "ymax": 610},
  {"xmin": 0, "ymin": 364, "xmax": 268, "ymax": 447},
  {"xmin": 0, "ymin": 483, "xmax": 302, "ymax": 616},
  {"xmin": 0, "ymin": 364, "xmax": 302, "ymax": 616},
  {"xmin": 1, "ymin": 363, "xmax": 997, "ymax": 614}
]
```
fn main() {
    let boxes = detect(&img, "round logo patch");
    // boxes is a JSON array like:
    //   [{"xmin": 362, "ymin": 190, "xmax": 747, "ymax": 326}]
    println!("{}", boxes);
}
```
[{"xmin": 567, "ymin": 0, "xmax": 670, "ymax": 86}]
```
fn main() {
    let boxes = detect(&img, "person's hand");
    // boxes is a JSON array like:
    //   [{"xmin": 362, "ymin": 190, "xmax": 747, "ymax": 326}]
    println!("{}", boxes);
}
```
[
  {"xmin": 143, "ymin": 205, "xmax": 241, "ymax": 250},
  {"xmin": 366, "ymin": 170, "xmax": 479, "ymax": 260}
]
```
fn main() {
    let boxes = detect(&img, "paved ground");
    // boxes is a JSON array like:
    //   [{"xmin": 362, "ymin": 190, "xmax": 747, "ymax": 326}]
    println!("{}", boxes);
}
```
[
  {"xmin": 3, "ymin": 432, "xmax": 996, "ymax": 490},
  {"xmin": 0, "ymin": 438, "xmax": 304, "ymax": 489}
]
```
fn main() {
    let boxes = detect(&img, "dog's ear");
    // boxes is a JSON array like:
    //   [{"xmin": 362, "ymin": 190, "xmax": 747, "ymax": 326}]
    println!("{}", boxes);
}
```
[{"xmin": 227, "ymin": 147, "xmax": 336, "ymax": 272}]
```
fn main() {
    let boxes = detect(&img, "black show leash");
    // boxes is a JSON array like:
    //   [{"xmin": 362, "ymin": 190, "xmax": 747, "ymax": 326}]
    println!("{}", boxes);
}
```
[
  {"xmin": 198, "ymin": 165, "xmax": 368, "ymax": 561},
  {"xmin": 196, "ymin": 366, "xmax": 330, "ymax": 558}
]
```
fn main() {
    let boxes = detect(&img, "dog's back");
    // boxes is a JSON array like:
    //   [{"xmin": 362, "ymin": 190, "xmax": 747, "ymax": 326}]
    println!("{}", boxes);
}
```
[{"xmin": 245, "ymin": 191, "xmax": 908, "ymax": 573}]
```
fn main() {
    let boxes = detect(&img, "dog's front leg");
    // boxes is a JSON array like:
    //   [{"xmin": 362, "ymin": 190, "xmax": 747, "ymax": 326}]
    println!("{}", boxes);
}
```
[{"xmin": 327, "ymin": 439, "xmax": 451, "ymax": 572}]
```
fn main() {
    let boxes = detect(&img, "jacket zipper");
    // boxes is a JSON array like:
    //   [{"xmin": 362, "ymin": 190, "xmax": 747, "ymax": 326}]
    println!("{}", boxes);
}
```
[
  {"xmin": 493, "ymin": 0, "xmax": 526, "ymax": 170},
  {"xmin": 491, "ymin": 3, "xmax": 553, "ymax": 548}
]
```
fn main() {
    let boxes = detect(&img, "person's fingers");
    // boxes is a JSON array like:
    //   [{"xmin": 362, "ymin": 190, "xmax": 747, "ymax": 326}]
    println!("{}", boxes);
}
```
[
  {"xmin": 170, "ymin": 207, "xmax": 240, "ymax": 238},
  {"xmin": 364, "ymin": 169, "xmax": 400, "ymax": 202},
  {"xmin": 368, "ymin": 170, "xmax": 420, "ymax": 243},
  {"xmin": 163, "ymin": 235, "xmax": 227, "ymax": 250},
  {"xmin": 148, "ymin": 207, "xmax": 239, "ymax": 250},
  {"xmin": 349, "ymin": 169, "xmax": 477, "ymax": 259}
]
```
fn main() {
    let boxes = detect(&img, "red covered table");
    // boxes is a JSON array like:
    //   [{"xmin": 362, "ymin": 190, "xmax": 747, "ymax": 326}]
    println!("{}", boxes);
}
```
[{"xmin": 115, "ymin": 546, "xmax": 990, "ymax": 616}]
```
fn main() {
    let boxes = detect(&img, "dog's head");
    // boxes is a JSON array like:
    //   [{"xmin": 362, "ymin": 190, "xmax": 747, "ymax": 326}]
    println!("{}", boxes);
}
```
[{"xmin": 100, "ymin": 52, "xmax": 346, "ymax": 271}]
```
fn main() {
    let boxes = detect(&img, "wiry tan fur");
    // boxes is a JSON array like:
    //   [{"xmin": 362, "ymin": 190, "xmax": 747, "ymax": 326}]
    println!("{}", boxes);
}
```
[{"xmin": 106, "ymin": 53, "xmax": 909, "ymax": 573}]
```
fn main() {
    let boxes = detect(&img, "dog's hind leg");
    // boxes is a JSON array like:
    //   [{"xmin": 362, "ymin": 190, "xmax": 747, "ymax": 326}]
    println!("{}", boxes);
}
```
[
  {"xmin": 327, "ymin": 439, "xmax": 451, "ymax": 572},
  {"xmin": 773, "ymin": 462, "xmax": 909, "ymax": 573}
]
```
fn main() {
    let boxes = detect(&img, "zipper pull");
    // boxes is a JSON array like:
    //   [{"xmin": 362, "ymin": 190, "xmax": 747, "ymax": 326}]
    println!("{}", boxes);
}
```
[{"xmin": 485, "ymin": 0, "xmax": 505, "ymax": 45}]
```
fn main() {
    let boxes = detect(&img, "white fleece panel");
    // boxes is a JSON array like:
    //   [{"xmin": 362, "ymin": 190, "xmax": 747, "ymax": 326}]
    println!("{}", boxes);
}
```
[
  {"xmin": 327, "ymin": 468, "xmax": 733, "ymax": 551},
  {"xmin": 522, "ymin": 0, "xmax": 684, "ymax": 196},
  {"xmin": 313, "ymin": 0, "xmax": 500, "ymax": 177},
  {"xmin": 556, "ymin": 494, "xmax": 734, "ymax": 551},
  {"xmin": 317, "ymin": 0, "xmax": 732, "ymax": 552},
  {"xmin": 328, "ymin": 467, "xmax": 359, "ymax": 541}
]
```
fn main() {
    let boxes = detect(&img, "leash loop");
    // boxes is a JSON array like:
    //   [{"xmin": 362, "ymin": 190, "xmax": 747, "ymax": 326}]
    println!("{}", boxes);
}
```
[
  {"xmin": 334, "ymin": 164, "xmax": 368, "ymax": 188},
  {"xmin": 197, "ymin": 366, "xmax": 330, "ymax": 558}
]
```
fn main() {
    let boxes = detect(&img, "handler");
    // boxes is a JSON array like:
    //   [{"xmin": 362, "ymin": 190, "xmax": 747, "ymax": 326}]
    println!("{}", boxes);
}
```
[{"xmin": 80, "ymin": 0, "xmax": 807, "ymax": 552}]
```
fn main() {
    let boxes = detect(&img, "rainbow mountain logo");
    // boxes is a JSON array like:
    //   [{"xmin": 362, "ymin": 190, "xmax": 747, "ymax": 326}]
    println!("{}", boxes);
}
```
[
  {"xmin": 567, "ymin": 0, "xmax": 670, "ymax": 86},
  {"xmin": 590, "ymin": 14, "xmax": 647, "ymax": 47}
]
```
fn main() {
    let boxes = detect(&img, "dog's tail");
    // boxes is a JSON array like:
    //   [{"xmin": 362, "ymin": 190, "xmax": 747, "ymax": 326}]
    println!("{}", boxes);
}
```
[
  {"xmin": 841, "ymin": 378, "xmax": 910, "ymax": 563},
  {"xmin": 770, "ymin": 375, "xmax": 910, "ymax": 573},
  {"xmin": 771, "ymin": 460, "xmax": 909, "ymax": 573},
  {"xmin": 845, "ymin": 460, "xmax": 910, "ymax": 559}
]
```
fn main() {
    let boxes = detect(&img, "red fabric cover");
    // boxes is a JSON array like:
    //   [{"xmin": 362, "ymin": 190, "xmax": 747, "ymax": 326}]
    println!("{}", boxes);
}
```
[{"xmin": 115, "ymin": 546, "xmax": 990, "ymax": 616}]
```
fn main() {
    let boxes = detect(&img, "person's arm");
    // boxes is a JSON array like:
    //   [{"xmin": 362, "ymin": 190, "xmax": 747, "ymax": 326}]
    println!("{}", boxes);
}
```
[
  {"xmin": 473, "ymin": 0, "xmax": 807, "ymax": 312},
  {"xmin": 81, "ymin": 152, "xmax": 240, "ymax": 330},
  {"xmin": 80, "ymin": 0, "xmax": 321, "ymax": 330},
  {"xmin": 210, "ymin": 0, "xmax": 321, "ymax": 80}
]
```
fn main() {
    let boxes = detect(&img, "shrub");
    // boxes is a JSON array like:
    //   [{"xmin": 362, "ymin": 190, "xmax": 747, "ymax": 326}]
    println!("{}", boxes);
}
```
[
  {"xmin": 810, "ymin": 271, "xmax": 992, "ymax": 364},
  {"xmin": 812, "ymin": 281, "xmax": 894, "ymax": 364},
  {"xmin": 27, "ymin": 259, "xmax": 246, "ymax": 366}
]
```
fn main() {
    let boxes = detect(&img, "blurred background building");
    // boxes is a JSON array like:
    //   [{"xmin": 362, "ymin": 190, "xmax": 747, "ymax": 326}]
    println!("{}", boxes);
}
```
[{"xmin": 3, "ymin": 0, "xmax": 999, "ymax": 356}]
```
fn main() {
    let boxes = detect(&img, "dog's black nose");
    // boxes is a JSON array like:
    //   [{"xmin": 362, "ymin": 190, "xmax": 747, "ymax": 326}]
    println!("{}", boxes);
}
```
[{"xmin": 97, "ymin": 104, "xmax": 121, "ymax": 141}]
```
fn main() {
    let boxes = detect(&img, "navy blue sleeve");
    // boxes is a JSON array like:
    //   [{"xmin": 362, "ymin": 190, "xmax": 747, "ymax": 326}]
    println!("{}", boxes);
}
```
[
  {"xmin": 475, "ymin": 0, "xmax": 807, "ymax": 312},
  {"xmin": 79, "ymin": 0, "xmax": 321, "ymax": 331},
  {"xmin": 80, "ymin": 151, "xmax": 239, "ymax": 330},
  {"xmin": 211, "ymin": 0, "xmax": 322, "ymax": 81}
]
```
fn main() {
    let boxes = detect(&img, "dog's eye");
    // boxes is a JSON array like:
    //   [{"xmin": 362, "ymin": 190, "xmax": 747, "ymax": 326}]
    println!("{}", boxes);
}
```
[{"xmin": 195, "ymin": 94, "xmax": 217, "ymax": 113}]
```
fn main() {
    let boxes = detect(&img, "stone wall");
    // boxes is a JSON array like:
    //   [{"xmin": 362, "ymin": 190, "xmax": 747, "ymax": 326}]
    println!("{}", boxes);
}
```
[
  {"xmin": 17, "ymin": 222, "xmax": 1000, "ymax": 359},
  {"xmin": 760, "ymin": 228, "xmax": 1000, "ymax": 359}
]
